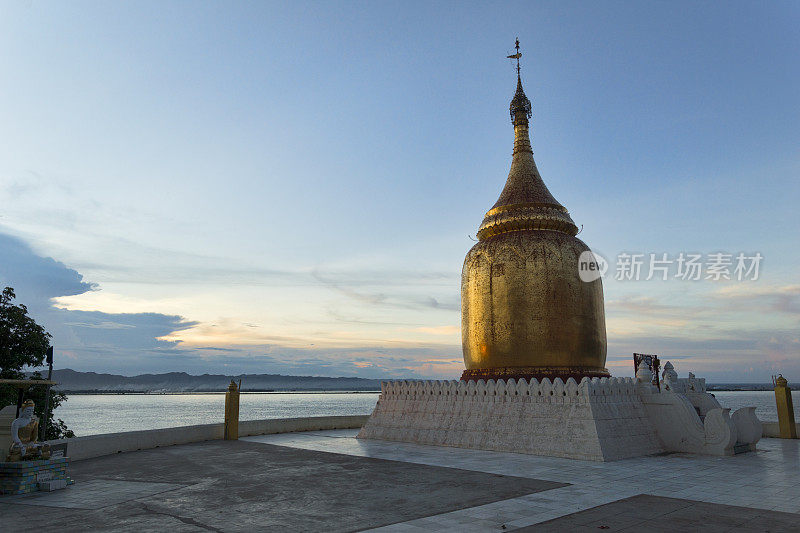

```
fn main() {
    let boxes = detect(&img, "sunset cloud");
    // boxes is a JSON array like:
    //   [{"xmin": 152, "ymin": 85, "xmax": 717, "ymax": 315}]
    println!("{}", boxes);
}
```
[
  {"xmin": 3, "ymin": 228, "xmax": 798, "ymax": 381},
  {"xmin": 1, "ymin": 4, "xmax": 797, "ymax": 383}
]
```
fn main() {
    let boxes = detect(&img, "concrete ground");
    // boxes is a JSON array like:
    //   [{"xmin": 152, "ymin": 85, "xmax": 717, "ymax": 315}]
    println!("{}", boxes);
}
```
[
  {"xmin": 0, "ymin": 439, "xmax": 562, "ymax": 532},
  {"xmin": 247, "ymin": 430, "xmax": 800, "ymax": 531},
  {"xmin": 2, "ymin": 431, "xmax": 800, "ymax": 532},
  {"xmin": 521, "ymin": 494, "xmax": 800, "ymax": 532}
]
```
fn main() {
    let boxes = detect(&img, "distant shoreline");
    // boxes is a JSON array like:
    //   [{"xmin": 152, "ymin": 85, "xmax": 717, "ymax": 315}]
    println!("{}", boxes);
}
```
[
  {"xmin": 707, "ymin": 386, "xmax": 796, "ymax": 392},
  {"xmin": 60, "ymin": 387, "xmax": 794, "ymax": 395},
  {"xmin": 62, "ymin": 389, "xmax": 382, "ymax": 395},
  {"xmin": 40, "ymin": 370, "xmax": 796, "ymax": 394}
]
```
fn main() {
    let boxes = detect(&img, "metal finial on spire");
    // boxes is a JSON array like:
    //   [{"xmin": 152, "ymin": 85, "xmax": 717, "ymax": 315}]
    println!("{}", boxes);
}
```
[
  {"xmin": 508, "ymin": 39, "xmax": 531, "ymax": 124},
  {"xmin": 507, "ymin": 37, "xmax": 522, "ymax": 77}
]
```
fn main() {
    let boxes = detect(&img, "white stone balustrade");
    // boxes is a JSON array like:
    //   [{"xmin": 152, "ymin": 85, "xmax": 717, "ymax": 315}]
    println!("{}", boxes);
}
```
[
  {"xmin": 358, "ymin": 366, "xmax": 763, "ymax": 461},
  {"xmin": 359, "ymin": 376, "xmax": 662, "ymax": 461}
]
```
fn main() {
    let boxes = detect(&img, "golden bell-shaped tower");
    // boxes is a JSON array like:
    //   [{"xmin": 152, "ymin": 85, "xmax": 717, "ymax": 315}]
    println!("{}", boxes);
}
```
[{"xmin": 461, "ymin": 41, "xmax": 608, "ymax": 382}]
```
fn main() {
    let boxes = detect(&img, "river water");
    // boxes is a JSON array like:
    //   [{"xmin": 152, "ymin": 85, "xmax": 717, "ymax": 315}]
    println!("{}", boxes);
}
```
[
  {"xmin": 53, "ymin": 390, "xmax": 797, "ymax": 437},
  {"xmin": 56, "ymin": 392, "xmax": 381, "ymax": 436}
]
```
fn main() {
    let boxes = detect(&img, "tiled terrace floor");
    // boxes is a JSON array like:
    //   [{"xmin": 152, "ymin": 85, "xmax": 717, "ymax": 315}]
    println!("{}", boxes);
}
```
[
  {"xmin": 2, "ymin": 479, "xmax": 185, "ymax": 510},
  {"xmin": 1, "ymin": 431, "xmax": 798, "ymax": 532},
  {"xmin": 520, "ymin": 494, "xmax": 800, "ymax": 532},
  {"xmin": 0, "ymin": 438, "xmax": 562, "ymax": 532},
  {"xmin": 242, "ymin": 430, "xmax": 800, "ymax": 531}
]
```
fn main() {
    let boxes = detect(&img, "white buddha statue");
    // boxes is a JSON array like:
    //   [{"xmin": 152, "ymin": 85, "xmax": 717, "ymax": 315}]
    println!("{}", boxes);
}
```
[{"xmin": 7, "ymin": 400, "xmax": 50, "ymax": 461}]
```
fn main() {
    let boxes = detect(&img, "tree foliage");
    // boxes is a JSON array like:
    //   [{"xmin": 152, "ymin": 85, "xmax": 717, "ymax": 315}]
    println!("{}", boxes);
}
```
[
  {"xmin": 0, "ymin": 287, "xmax": 51, "ymax": 375},
  {"xmin": 0, "ymin": 287, "xmax": 74, "ymax": 439}
]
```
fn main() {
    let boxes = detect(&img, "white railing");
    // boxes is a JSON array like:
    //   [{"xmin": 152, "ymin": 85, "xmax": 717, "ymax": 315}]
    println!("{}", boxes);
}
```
[{"xmin": 44, "ymin": 415, "xmax": 369, "ymax": 461}]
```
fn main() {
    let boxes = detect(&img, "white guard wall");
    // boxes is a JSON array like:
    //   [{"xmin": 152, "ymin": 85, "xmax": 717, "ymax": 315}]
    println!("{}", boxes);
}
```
[
  {"xmin": 358, "ymin": 373, "xmax": 763, "ymax": 461},
  {"xmin": 358, "ymin": 377, "xmax": 662, "ymax": 461},
  {"xmin": 44, "ymin": 415, "xmax": 369, "ymax": 461}
]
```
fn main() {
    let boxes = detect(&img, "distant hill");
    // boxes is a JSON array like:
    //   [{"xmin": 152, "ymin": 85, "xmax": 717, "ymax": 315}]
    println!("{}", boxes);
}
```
[
  {"xmin": 48, "ymin": 369, "xmax": 383, "ymax": 393},
  {"xmin": 707, "ymin": 382, "xmax": 796, "ymax": 391},
  {"xmin": 38, "ymin": 370, "xmax": 790, "ymax": 393}
]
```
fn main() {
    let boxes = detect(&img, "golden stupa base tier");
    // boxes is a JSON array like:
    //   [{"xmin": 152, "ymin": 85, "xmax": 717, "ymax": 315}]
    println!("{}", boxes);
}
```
[{"xmin": 460, "ymin": 366, "xmax": 610, "ymax": 383}]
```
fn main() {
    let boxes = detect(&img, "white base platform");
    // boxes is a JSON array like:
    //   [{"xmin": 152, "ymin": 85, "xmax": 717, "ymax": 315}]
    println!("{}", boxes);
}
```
[{"xmin": 357, "ymin": 371, "xmax": 762, "ymax": 461}]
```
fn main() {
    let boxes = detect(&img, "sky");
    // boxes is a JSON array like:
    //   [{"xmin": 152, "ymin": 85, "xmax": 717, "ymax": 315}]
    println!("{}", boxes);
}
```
[{"xmin": 0, "ymin": 1, "xmax": 798, "ymax": 381}]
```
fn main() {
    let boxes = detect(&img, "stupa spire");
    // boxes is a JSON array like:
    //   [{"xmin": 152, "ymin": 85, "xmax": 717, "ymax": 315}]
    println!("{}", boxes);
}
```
[
  {"xmin": 476, "ymin": 40, "xmax": 578, "ymax": 240},
  {"xmin": 461, "ymin": 39, "xmax": 608, "ymax": 385},
  {"xmin": 507, "ymin": 38, "xmax": 531, "ymax": 127}
]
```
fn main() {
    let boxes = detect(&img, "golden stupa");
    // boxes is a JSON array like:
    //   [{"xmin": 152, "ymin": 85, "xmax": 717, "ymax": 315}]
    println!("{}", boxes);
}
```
[{"xmin": 461, "ymin": 41, "xmax": 608, "ymax": 382}]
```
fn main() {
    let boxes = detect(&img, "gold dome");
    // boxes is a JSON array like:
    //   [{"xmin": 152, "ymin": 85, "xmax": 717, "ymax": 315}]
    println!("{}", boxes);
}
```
[{"xmin": 461, "ymin": 50, "xmax": 608, "ymax": 382}]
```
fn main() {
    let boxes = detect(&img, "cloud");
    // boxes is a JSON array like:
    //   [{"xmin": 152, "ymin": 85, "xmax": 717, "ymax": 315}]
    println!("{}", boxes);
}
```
[
  {"xmin": 312, "ymin": 268, "xmax": 459, "ymax": 312},
  {"xmin": 2, "ymin": 228, "xmax": 796, "ymax": 382},
  {"xmin": 410, "ymin": 325, "xmax": 460, "ymax": 336},
  {"xmin": 607, "ymin": 326, "xmax": 800, "ymax": 381},
  {"xmin": 0, "ymin": 231, "xmax": 197, "ymax": 370},
  {"xmin": 0, "ymin": 233, "xmax": 96, "ymax": 300},
  {"xmin": 603, "ymin": 285, "xmax": 800, "ymax": 381},
  {"xmin": 313, "ymin": 272, "xmax": 388, "ymax": 305},
  {"xmin": 0, "ymin": 231, "xmax": 464, "ymax": 378},
  {"xmin": 63, "ymin": 321, "xmax": 137, "ymax": 329},
  {"xmin": 606, "ymin": 295, "xmax": 712, "ymax": 321},
  {"xmin": 3, "ymin": 170, "xmax": 74, "ymax": 202},
  {"xmin": 712, "ymin": 284, "xmax": 800, "ymax": 315},
  {"xmin": 424, "ymin": 297, "xmax": 459, "ymax": 311}
]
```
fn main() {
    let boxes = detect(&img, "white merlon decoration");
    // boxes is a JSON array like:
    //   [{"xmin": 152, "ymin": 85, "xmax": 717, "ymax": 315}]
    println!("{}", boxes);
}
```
[{"xmin": 358, "ymin": 363, "xmax": 762, "ymax": 461}]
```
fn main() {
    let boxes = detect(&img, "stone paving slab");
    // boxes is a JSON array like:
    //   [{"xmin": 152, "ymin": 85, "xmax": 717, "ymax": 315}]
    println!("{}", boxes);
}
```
[
  {"xmin": 2, "ymin": 479, "xmax": 185, "ymax": 509},
  {"xmin": 0, "ymin": 438, "xmax": 564, "ymax": 532},
  {"xmin": 248, "ymin": 430, "xmax": 800, "ymax": 531},
  {"xmin": 518, "ymin": 494, "xmax": 800, "ymax": 532},
  {"xmin": 3, "ymin": 430, "xmax": 799, "ymax": 532}
]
